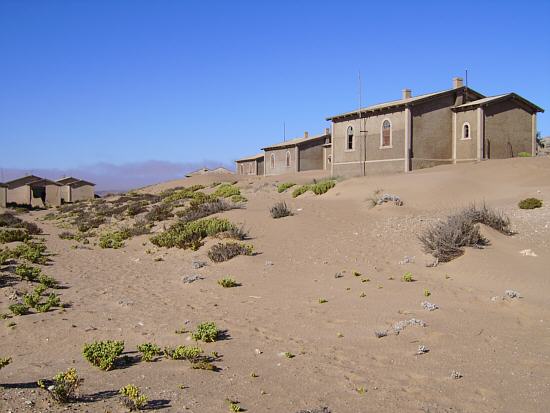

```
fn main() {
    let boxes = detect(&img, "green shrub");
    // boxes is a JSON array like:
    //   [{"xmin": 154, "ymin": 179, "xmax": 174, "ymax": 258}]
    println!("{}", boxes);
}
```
[
  {"xmin": 270, "ymin": 201, "xmax": 292, "ymax": 218},
  {"xmin": 212, "ymin": 184, "xmax": 241, "ymax": 198},
  {"xmin": 517, "ymin": 151, "xmax": 532, "ymax": 157},
  {"xmin": 150, "ymin": 217, "xmax": 234, "ymax": 249},
  {"xmin": 230, "ymin": 194, "xmax": 247, "ymax": 203},
  {"xmin": 0, "ymin": 228, "xmax": 29, "ymax": 243},
  {"xmin": 277, "ymin": 182, "xmax": 296, "ymax": 193},
  {"xmin": 137, "ymin": 343, "xmax": 161, "ymax": 362},
  {"xmin": 38, "ymin": 368, "xmax": 82, "ymax": 403},
  {"xmin": 192, "ymin": 321, "xmax": 219, "ymax": 342},
  {"xmin": 144, "ymin": 203, "xmax": 173, "ymax": 223},
  {"xmin": 161, "ymin": 185, "xmax": 205, "ymax": 203},
  {"xmin": 36, "ymin": 293, "xmax": 61, "ymax": 313},
  {"xmin": 82, "ymin": 340, "xmax": 125, "ymax": 370},
  {"xmin": 39, "ymin": 274, "xmax": 58, "ymax": 288},
  {"xmin": 164, "ymin": 345, "xmax": 203, "ymax": 361},
  {"xmin": 402, "ymin": 272, "xmax": 414, "ymax": 282},
  {"xmin": 292, "ymin": 185, "xmax": 310, "ymax": 198},
  {"xmin": 13, "ymin": 241, "xmax": 48, "ymax": 264},
  {"xmin": 207, "ymin": 242, "xmax": 253, "ymax": 262},
  {"xmin": 99, "ymin": 230, "xmax": 130, "ymax": 249},
  {"xmin": 311, "ymin": 180, "xmax": 336, "ymax": 195},
  {"xmin": 191, "ymin": 360, "xmax": 217, "ymax": 371},
  {"xmin": 0, "ymin": 357, "xmax": 11, "ymax": 369},
  {"xmin": 9, "ymin": 303, "xmax": 29, "ymax": 316},
  {"xmin": 15, "ymin": 263, "xmax": 42, "ymax": 281},
  {"xmin": 218, "ymin": 277, "xmax": 239, "ymax": 288},
  {"xmin": 23, "ymin": 286, "xmax": 46, "ymax": 308},
  {"xmin": 119, "ymin": 384, "xmax": 148, "ymax": 411},
  {"xmin": 518, "ymin": 198, "xmax": 543, "ymax": 209}
]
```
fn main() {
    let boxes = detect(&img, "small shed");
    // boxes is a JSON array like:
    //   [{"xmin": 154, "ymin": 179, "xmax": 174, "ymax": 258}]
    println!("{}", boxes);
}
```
[
  {"xmin": 57, "ymin": 177, "xmax": 96, "ymax": 203},
  {"xmin": 235, "ymin": 154, "xmax": 264, "ymax": 176},
  {"xmin": 5, "ymin": 175, "xmax": 62, "ymax": 207}
]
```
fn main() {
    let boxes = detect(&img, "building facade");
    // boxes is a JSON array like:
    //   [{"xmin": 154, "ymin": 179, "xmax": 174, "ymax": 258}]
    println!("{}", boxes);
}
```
[
  {"xmin": 5, "ymin": 175, "xmax": 62, "ymax": 207},
  {"xmin": 235, "ymin": 154, "xmax": 264, "ymax": 176},
  {"xmin": 57, "ymin": 177, "xmax": 96, "ymax": 202},
  {"xmin": 327, "ymin": 77, "xmax": 543, "ymax": 177}
]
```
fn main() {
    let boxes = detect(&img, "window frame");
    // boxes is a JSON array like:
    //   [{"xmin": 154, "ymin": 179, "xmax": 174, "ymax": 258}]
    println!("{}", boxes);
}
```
[
  {"xmin": 380, "ymin": 119, "xmax": 393, "ymax": 149},
  {"xmin": 270, "ymin": 153, "xmax": 275, "ymax": 169},
  {"xmin": 461, "ymin": 122, "xmax": 471, "ymax": 140},
  {"xmin": 345, "ymin": 125, "xmax": 355, "ymax": 151},
  {"xmin": 286, "ymin": 150, "xmax": 291, "ymax": 167}
]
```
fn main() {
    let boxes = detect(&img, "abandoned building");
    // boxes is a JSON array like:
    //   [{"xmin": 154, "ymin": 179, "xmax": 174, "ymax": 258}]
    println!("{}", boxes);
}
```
[
  {"xmin": 57, "ymin": 177, "xmax": 96, "ymax": 203},
  {"xmin": 235, "ymin": 154, "xmax": 264, "ymax": 176},
  {"xmin": 5, "ymin": 175, "xmax": 62, "ymax": 207},
  {"xmin": 261, "ymin": 129, "xmax": 332, "ymax": 176},
  {"xmin": 0, "ymin": 183, "xmax": 7, "ymax": 208},
  {"xmin": 327, "ymin": 77, "xmax": 544, "ymax": 177}
]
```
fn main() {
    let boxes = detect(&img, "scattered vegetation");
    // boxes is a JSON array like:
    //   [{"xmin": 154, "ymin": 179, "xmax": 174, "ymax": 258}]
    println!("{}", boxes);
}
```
[
  {"xmin": 212, "ymin": 183, "xmax": 241, "ymax": 199},
  {"xmin": 207, "ymin": 242, "xmax": 253, "ymax": 262},
  {"xmin": 38, "ymin": 368, "xmax": 82, "ymax": 403},
  {"xmin": 217, "ymin": 277, "xmax": 239, "ymax": 288},
  {"xmin": 419, "ymin": 204, "xmax": 512, "ymax": 262},
  {"xmin": 137, "ymin": 343, "xmax": 162, "ymax": 362},
  {"xmin": 151, "ymin": 217, "xmax": 235, "ymax": 250},
  {"xmin": 192, "ymin": 321, "xmax": 219, "ymax": 342},
  {"xmin": 230, "ymin": 194, "xmax": 247, "ymax": 203},
  {"xmin": 270, "ymin": 201, "xmax": 292, "ymax": 219},
  {"xmin": 0, "ymin": 357, "xmax": 12, "ymax": 369},
  {"xmin": 144, "ymin": 203, "xmax": 173, "ymax": 223},
  {"xmin": 177, "ymin": 199, "xmax": 237, "ymax": 223},
  {"xmin": 402, "ymin": 272, "xmax": 414, "ymax": 282},
  {"xmin": 15, "ymin": 263, "xmax": 42, "ymax": 281},
  {"xmin": 277, "ymin": 182, "xmax": 296, "ymax": 193},
  {"xmin": 517, "ymin": 151, "xmax": 532, "ymax": 157},
  {"xmin": 12, "ymin": 241, "xmax": 48, "ymax": 264},
  {"xmin": 82, "ymin": 340, "xmax": 125, "ymax": 370},
  {"xmin": 292, "ymin": 180, "xmax": 336, "ymax": 198},
  {"xmin": 518, "ymin": 197, "xmax": 542, "ymax": 209},
  {"xmin": 119, "ymin": 384, "xmax": 148, "ymax": 411},
  {"xmin": 0, "ymin": 228, "xmax": 29, "ymax": 243},
  {"xmin": 9, "ymin": 303, "xmax": 29, "ymax": 316},
  {"xmin": 0, "ymin": 212, "xmax": 42, "ymax": 234},
  {"xmin": 164, "ymin": 345, "xmax": 203, "ymax": 361},
  {"xmin": 99, "ymin": 229, "xmax": 131, "ymax": 249}
]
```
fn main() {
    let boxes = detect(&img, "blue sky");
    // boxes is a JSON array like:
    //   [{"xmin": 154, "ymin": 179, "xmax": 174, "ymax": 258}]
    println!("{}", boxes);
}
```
[{"xmin": 0, "ymin": 0, "xmax": 549, "ymax": 186}]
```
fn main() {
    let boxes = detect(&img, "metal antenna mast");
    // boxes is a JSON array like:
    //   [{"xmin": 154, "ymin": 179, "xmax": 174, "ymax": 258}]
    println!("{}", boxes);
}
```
[
  {"xmin": 359, "ymin": 71, "xmax": 368, "ymax": 176},
  {"xmin": 465, "ymin": 69, "xmax": 468, "ymax": 88}
]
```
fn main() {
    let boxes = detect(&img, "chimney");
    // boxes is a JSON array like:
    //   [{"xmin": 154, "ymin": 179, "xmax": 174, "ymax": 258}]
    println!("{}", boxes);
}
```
[
  {"xmin": 304, "ymin": 131, "xmax": 309, "ymax": 138},
  {"xmin": 453, "ymin": 77, "xmax": 464, "ymax": 89},
  {"xmin": 402, "ymin": 89, "xmax": 412, "ymax": 99}
]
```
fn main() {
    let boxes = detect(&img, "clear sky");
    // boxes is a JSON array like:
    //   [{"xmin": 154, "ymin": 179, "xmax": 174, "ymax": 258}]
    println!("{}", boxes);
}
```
[{"xmin": 1, "ymin": 0, "xmax": 549, "ymax": 187}]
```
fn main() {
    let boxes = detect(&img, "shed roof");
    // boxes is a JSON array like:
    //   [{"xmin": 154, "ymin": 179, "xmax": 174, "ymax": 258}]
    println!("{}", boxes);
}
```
[
  {"xmin": 57, "ymin": 177, "xmax": 96, "ymax": 187},
  {"xmin": 452, "ymin": 93, "xmax": 544, "ymax": 113},
  {"xmin": 326, "ymin": 86, "xmax": 485, "ymax": 121},
  {"xmin": 0, "ymin": 182, "xmax": 7, "ymax": 188},
  {"xmin": 262, "ymin": 131, "xmax": 330, "ymax": 151},
  {"xmin": 28, "ymin": 178, "xmax": 63, "ymax": 188},
  {"xmin": 5, "ymin": 175, "xmax": 43, "ymax": 189},
  {"xmin": 235, "ymin": 153, "xmax": 264, "ymax": 163},
  {"xmin": 57, "ymin": 176, "xmax": 80, "ymax": 185}
]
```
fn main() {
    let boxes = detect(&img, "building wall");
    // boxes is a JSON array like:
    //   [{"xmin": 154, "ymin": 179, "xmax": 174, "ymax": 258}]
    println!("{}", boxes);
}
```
[
  {"xmin": 298, "ymin": 139, "xmax": 325, "ymax": 171},
  {"xmin": 455, "ymin": 110, "xmax": 478, "ymax": 161},
  {"xmin": 257, "ymin": 158, "xmax": 264, "ymax": 176},
  {"xmin": 0, "ymin": 187, "xmax": 6, "ymax": 208},
  {"xmin": 7, "ymin": 186, "xmax": 31, "ymax": 205},
  {"xmin": 44, "ymin": 184, "xmax": 61, "ymax": 206},
  {"xmin": 264, "ymin": 148, "xmax": 296, "ymax": 175},
  {"xmin": 236, "ymin": 160, "xmax": 260, "ymax": 176},
  {"xmin": 71, "ymin": 185, "xmax": 95, "ymax": 202},
  {"xmin": 332, "ymin": 109, "xmax": 406, "ymax": 177},
  {"xmin": 411, "ymin": 93, "xmax": 455, "ymax": 168},
  {"xmin": 484, "ymin": 100, "xmax": 533, "ymax": 159},
  {"xmin": 60, "ymin": 185, "xmax": 71, "ymax": 203},
  {"xmin": 323, "ymin": 146, "xmax": 332, "ymax": 170}
]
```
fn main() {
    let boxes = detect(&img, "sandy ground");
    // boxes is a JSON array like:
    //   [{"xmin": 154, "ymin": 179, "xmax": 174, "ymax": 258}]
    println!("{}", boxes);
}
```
[{"xmin": 1, "ymin": 157, "xmax": 550, "ymax": 413}]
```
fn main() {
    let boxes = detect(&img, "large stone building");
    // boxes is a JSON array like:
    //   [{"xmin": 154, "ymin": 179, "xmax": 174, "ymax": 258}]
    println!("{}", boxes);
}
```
[
  {"xmin": 5, "ymin": 175, "xmax": 62, "ymax": 207},
  {"xmin": 327, "ymin": 77, "xmax": 544, "ymax": 177},
  {"xmin": 57, "ymin": 177, "xmax": 96, "ymax": 203},
  {"xmin": 261, "ymin": 130, "xmax": 331, "ymax": 176}
]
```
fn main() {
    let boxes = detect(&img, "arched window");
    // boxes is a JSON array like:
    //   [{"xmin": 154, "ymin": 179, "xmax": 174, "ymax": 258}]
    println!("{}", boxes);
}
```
[
  {"xmin": 462, "ymin": 122, "xmax": 471, "ymax": 139},
  {"xmin": 346, "ymin": 126, "xmax": 354, "ymax": 150},
  {"xmin": 381, "ymin": 119, "xmax": 392, "ymax": 147},
  {"xmin": 286, "ymin": 151, "xmax": 291, "ymax": 167},
  {"xmin": 270, "ymin": 154, "xmax": 275, "ymax": 169}
]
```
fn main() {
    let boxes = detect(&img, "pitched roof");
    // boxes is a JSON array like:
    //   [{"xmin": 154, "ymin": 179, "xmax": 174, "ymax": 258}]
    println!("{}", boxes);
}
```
[
  {"xmin": 326, "ymin": 86, "xmax": 485, "ymax": 121},
  {"xmin": 235, "ymin": 153, "xmax": 264, "ymax": 163},
  {"xmin": 4, "ymin": 175, "xmax": 43, "ymax": 189},
  {"xmin": 0, "ymin": 182, "xmax": 7, "ymax": 188},
  {"xmin": 28, "ymin": 178, "xmax": 62, "ymax": 188},
  {"xmin": 65, "ymin": 179, "xmax": 96, "ymax": 188},
  {"xmin": 57, "ymin": 176, "xmax": 80, "ymax": 185},
  {"xmin": 453, "ymin": 93, "xmax": 544, "ymax": 113},
  {"xmin": 262, "ymin": 131, "xmax": 330, "ymax": 151}
]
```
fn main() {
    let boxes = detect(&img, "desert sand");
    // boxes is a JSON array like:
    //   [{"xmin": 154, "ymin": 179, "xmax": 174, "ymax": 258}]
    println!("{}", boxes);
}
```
[{"xmin": 1, "ymin": 157, "xmax": 550, "ymax": 412}]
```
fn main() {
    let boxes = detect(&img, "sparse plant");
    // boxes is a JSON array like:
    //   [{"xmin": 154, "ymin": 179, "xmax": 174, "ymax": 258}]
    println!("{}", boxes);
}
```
[
  {"xmin": 212, "ymin": 183, "xmax": 241, "ymax": 199},
  {"xmin": 177, "ymin": 198, "xmax": 237, "ymax": 223},
  {"xmin": 99, "ymin": 230, "xmax": 130, "ymax": 249},
  {"xmin": 0, "ymin": 357, "xmax": 11, "ymax": 369},
  {"xmin": 39, "ymin": 368, "xmax": 82, "ymax": 403},
  {"xmin": 402, "ymin": 272, "xmax": 414, "ymax": 282},
  {"xmin": 39, "ymin": 274, "xmax": 58, "ymax": 288},
  {"xmin": 15, "ymin": 263, "xmax": 42, "ymax": 281},
  {"xmin": 517, "ymin": 151, "xmax": 532, "ymax": 157},
  {"xmin": 137, "ymin": 343, "xmax": 161, "ymax": 362},
  {"xmin": 58, "ymin": 231, "xmax": 76, "ymax": 240},
  {"xmin": 151, "ymin": 217, "xmax": 234, "ymax": 250},
  {"xmin": 119, "ymin": 384, "xmax": 148, "ymax": 411},
  {"xmin": 218, "ymin": 277, "xmax": 239, "ymax": 288},
  {"xmin": 164, "ymin": 345, "xmax": 203, "ymax": 361},
  {"xmin": 318, "ymin": 298, "xmax": 328, "ymax": 304},
  {"xmin": 13, "ymin": 241, "xmax": 48, "ymax": 264},
  {"xmin": 424, "ymin": 289, "xmax": 431, "ymax": 297},
  {"xmin": 277, "ymin": 182, "xmax": 295, "ymax": 193},
  {"xmin": 284, "ymin": 351, "xmax": 295, "ymax": 359},
  {"xmin": 126, "ymin": 202, "xmax": 147, "ymax": 217},
  {"xmin": 518, "ymin": 198, "xmax": 542, "ymax": 209},
  {"xmin": 270, "ymin": 201, "xmax": 292, "ymax": 219},
  {"xmin": 207, "ymin": 242, "xmax": 253, "ymax": 262},
  {"xmin": 144, "ymin": 203, "xmax": 173, "ymax": 222},
  {"xmin": 9, "ymin": 303, "xmax": 29, "ymax": 316},
  {"xmin": 0, "ymin": 228, "xmax": 29, "ymax": 243},
  {"xmin": 227, "ymin": 400, "xmax": 243, "ymax": 412},
  {"xmin": 192, "ymin": 321, "xmax": 219, "ymax": 342},
  {"xmin": 82, "ymin": 340, "xmax": 125, "ymax": 370},
  {"xmin": 310, "ymin": 180, "xmax": 336, "ymax": 195},
  {"xmin": 292, "ymin": 185, "xmax": 310, "ymax": 198},
  {"xmin": 191, "ymin": 361, "xmax": 217, "ymax": 370}
]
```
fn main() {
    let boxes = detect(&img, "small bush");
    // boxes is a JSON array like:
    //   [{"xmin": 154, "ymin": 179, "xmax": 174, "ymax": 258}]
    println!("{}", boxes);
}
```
[
  {"xmin": 518, "ymin": 198, "xmax": 542, "ymax": 210},
  {"xmin": 119, "ymin": 384, "xmax": 148, "ymax": 411},
  {"xmin": 82, "ymin": 340, "xmax": 125, "ymax": 370},
  {"xmin": 177, "ymin": 199, "xmax": 236, "ymax": 223},
  {"xmin": 270, "ymin": 201, "xmax": 292, "ymax": 219},
  {"xmin": 277, "ymin": 182, "xmax": 296, "ymax": 193},
  {"xmin": 311, "ymin": 180, "xmax": 336, "ymax": 195},
  {"xmin": 99, "ymin": 230, "xmax": 130, "ymax": 249},
  {"xmin": 517, "ymin": 151, "xmax": 532, "ymax": 157},
  {"xmin": 39, "ymin": 368, "xmax": 82, "ymax": 403},
  {"xmin": 126, "ymin": 202, "xmax": 147, "ymax": 217},
  {"xmin": 15, "ymin": 263, "xmax": 42, "ymax": 281},
  {"xmin": 0, "ymin": 228, "xmax": 29, "ymax": 243},
  {"xmin": 9, "ymin": 303, "xmax": 29, "ymax": 316},
  {"xmin": 164, "ymin": 345, "xmax": 203, "ymax": 361},
  {"xmin": 127, "ymin": 220, "xmax": 151, "ymax": 237},
  {"xmin": 191, "ymin": 361, "xmax": 217, "ymax": 371},
  {"xmin": 218, "ymin": 277, "xmax": 239, "ymax": 288},
  {"xmin": 212, "ymin": 183, "xmax": 241, "ymax": 198},
  {"xmin": 402, "ymin": 272, "xmax": 414, "ymax": 282},
  {"xmin": 36, "ymin": 293, "xmax": 61, "ymax": 313},
  {"xmin": 13, "ymin": 241, "xmax": 48, "ymax": 264},
  {"xmin": 207, "ymin": 242, "xmax": 253, "ymax": 262},
  {"xmin": 76, "ymin": 216, "xmax": 105, "ymax": 232},
  {"xmin": 192, "ymin": 321, "xmax": 219, "ymax": 342},
  {"xmin": 292, "ymin": 185, "xmax": 310, "ymax": 198},
  {"xmin": 137, "ymin": 343, "xmax": 161, "ymax": 362},
  {"xmin": 230, "ymin": 194, "xmax": 247, "ymax": 203},
  {"xmin": 144, "ymin": 203, "xmax": 173, "ymax": 222},
  {"xmin": 150, "ymin": 217, "xmax": 234, "ymax": 249},
  {"xmin": 58, "ymin": 231, "xmax": 76, "ymax": 240},
  {"xmin": 0, "ymin": 357, "xmax": 11, "ymax": 369},
  {"xmin": 0, "ymin": 213, "xmax": 42, "ymax": 234}
]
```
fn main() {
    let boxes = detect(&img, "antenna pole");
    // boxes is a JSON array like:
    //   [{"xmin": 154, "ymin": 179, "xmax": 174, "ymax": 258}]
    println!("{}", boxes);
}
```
[{"xmin": 465, "ymin": 69, "xmax": 468, "ymax": 88}]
